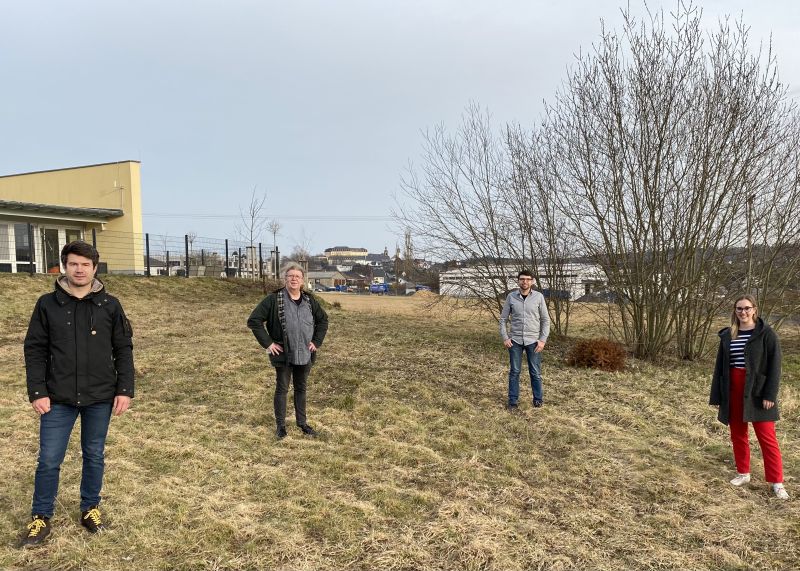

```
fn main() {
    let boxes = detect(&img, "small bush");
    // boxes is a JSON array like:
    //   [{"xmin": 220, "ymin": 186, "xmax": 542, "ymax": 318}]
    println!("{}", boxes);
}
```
[{"xmin": 566, "ymin": 338, "xmax": 627, "ymax": 371}]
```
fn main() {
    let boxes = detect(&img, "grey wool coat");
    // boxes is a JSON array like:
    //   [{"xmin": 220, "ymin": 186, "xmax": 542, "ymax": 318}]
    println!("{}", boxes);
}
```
[{"xmin": 709, "ymin": 317, "xmax": 782, "ymax": 424}]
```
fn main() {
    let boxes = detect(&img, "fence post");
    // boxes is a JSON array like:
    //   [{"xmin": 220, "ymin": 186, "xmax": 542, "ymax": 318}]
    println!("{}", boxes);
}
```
[
  {"xmin": 91, "ymin": 228, "xmax": 97, "ymax": 248},
  {"xmin": 27, "ymin": 223, "xmax": 35, "ymax": 275},
  {"xmin": 184, "ymin": 234, "xmax": 190, "ymax": 278},
  {"xmin": 258, "ymin": 243, "xmax": 263, "ymax": 279},
  {"xmin": 201, "ymin": 249, "xmax": 205, "ymax": 266},
  {"xmin": 145, "ymin": 233, "xmax": 151, "ymax": 277},
  {"xmin": 166, "ymin": 251, "xmax": 170, "ymax": 276},
  {"xmin": 225, "ymin": 239, "xmax": 229, "ymax": 277},
  {"xmin": 237, "ymin": 248, "xmax": 242, "ymax": 277}
]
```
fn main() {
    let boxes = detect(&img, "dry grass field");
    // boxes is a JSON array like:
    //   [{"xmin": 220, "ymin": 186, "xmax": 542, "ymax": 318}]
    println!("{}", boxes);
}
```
[{"xmin": 0, "ymin": 275, "xmax": 798, "ymax": 570}]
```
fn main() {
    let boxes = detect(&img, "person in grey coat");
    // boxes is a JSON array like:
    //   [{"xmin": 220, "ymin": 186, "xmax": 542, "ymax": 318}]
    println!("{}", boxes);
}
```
[
  {"xmin": 709, "ymin": 294, "xmax": 788, "ymax": 499},
  {"xmin": 247, "ymin": 262, "xmax": 328, "ymax": 439},
  {"xmin": 499, "ymin": 270, "xmax": 550, "ymax": 411}
]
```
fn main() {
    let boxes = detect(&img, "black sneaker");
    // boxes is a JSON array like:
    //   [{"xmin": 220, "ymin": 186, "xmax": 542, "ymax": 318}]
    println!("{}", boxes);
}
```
[
  {"xmin": 533, "ymin": 400, "xmax": 543, "ymax": 408},
  {"xmin": 80, "ymin": 506, "xmax": 107, "ymax": 533},
  {"xmin": 19, "ymin": 515, "xmax": 51, "ymax": 548},
  {"xmin": 507, "ymin": 403, "xmax": 519, "ymax": 413},
  {"xmin": 276, "ymin": 426, "xmax": 287, "ymax": 439},
  {"xmin": 298, "ymin": 424, "xmax": 318, "ymax": 437}
]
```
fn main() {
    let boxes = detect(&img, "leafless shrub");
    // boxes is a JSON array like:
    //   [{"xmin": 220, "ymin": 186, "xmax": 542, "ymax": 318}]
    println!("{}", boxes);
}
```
[{"xmin": 546, "ymin": 3, "xmax": 800, "ymax": 358}]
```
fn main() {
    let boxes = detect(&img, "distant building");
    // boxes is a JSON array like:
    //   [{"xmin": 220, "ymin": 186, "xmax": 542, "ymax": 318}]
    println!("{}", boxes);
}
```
[
  {"xmin": 0, "ymin": 161, "xmax": 144, "ymax": 274},
  {"xmin": 342, "ymin": 270, "xmax": 369, "ymax": 290},
  {"xmin": 324, "ymin": 246, "xmax": 368, "ymax": 264},
  {"xmin": 372, "ymin": 267, "xmax": 387, "ymax": 284},
  {"xmin": 365, "ymin": 247, "xmax": 393, "ymax": 267},
  {"xmin": 307, "ymin": 270, "xmax": 347, "ymax": 289},
  {"xmin": 439, "ymin": 263, "xmax": 606, "ymax": 300}
]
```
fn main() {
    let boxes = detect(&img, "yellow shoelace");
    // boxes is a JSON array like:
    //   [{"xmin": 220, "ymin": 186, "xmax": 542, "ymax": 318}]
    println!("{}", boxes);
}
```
[
  {"xmin": 84, "ymin": 508, "xmax": 102, "ymax": 526},
  {"xmin": 27, "ymin": 518, "xmax": 47, "ymax": 537}
]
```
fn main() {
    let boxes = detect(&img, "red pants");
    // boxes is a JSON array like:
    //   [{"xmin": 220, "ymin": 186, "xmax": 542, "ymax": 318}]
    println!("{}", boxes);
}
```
[{"xmin": 729, "ymin": 367, "xmax": 783, "ymax": 483}]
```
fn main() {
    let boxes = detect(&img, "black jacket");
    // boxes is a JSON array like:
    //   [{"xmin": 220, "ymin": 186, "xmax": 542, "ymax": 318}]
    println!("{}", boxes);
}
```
[
  {"xmin": 247, "ymin": 288, "xmax": 328, "ymax": 366},
  {"xmin": 710, "ymin": 317, "xmax": 781, "ymax": 424},
  {"xmin": 24, "ymin": 277, "xmax": 135, "ymax": 406}
]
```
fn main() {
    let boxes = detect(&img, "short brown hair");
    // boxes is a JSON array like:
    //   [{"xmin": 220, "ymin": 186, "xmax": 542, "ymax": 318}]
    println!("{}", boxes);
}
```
[{"xmin": 61, "ymin": 241, "xmax": 100, "ymax": 267}]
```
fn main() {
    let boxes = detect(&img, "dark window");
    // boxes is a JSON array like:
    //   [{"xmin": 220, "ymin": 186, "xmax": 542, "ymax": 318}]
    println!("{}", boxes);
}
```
[
  {"xmin": 14, "ymin": 223, "xmax": 31, "ymax": 262},
  {"xmin": 0, "ymin": 263, "xmax": 11, "ymax": 273},
  {"xmin": 0, "ymin": 224, "xmax": 9, "ymax": 259}
]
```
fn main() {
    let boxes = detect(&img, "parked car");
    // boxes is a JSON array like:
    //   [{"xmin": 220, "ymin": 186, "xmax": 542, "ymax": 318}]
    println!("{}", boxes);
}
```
[{"xmin": 370, "ymin": 283, "xmax": 390, "ymax": 294}]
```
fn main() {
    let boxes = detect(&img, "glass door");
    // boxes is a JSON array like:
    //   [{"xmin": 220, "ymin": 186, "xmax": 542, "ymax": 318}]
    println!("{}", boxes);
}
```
[{"xmin": 41, "ymin": 228, "xmax": 61, "ymax": 273}]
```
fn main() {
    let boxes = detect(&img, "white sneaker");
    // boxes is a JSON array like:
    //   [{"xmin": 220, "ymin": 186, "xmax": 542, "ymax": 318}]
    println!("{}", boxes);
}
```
[
  {"xmin": 730, "ymin": 473, "xmax": 751, "ymax": 486},
  {"xmin": 772, "ymin": 484, "xmax": 789, "ymax": 500}
]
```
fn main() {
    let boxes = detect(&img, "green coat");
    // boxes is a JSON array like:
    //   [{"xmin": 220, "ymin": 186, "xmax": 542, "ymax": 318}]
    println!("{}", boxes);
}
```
[
  {"xmin": 247, "ymin": 288, "xmax": 329, "ymax": 367},
  {"xmin": 709, "ymin": 317, "xmax": 781, "ymax": 424}
]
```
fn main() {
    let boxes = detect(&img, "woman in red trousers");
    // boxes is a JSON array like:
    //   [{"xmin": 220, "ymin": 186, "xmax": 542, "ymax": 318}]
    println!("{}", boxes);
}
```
[{"xmin": 710, "ymin": 294, "xmax": 788, "ymax": 499}]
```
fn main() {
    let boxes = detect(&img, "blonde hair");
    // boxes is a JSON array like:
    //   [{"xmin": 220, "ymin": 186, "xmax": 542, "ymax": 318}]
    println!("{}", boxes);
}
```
[
  {"xmin": 281, "ymin": 262, "xmax": 305, "ymax": 279},
  {"xmin": 730, "ymin": 294, "xmax": 758, "ymax": 339}
]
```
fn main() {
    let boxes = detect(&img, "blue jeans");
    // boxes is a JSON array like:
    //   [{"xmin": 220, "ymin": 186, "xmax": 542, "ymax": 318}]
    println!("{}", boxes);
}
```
[
  {"xmin": 508, "ymin": 342, "xmax": 543, "ymax": 405},
  {"xmin": 32, "ymin": 401, "xmax": 113, "ymax": 517}
]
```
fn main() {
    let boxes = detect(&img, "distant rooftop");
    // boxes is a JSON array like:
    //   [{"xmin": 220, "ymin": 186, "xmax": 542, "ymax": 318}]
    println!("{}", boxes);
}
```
[{"xmin": 324, "ymin": 246, "xmax": 368, "ymax": 253}]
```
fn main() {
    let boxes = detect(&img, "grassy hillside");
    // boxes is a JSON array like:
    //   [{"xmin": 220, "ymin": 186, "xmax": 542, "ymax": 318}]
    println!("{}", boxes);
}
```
[{"xmin": 0, "ymin": 275, "xmax": 798, "ymax": 570}]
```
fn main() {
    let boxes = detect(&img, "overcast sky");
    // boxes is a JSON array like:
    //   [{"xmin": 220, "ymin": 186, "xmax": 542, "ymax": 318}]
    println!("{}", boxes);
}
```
[{"xmin": 1, "ymin": 1, "xmax": 798, "ymax": 255}]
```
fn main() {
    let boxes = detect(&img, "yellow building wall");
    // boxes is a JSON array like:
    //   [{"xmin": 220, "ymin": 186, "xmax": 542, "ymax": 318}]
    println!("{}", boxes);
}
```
[{"xmin": 0, "ymin": 161, "xmax": 144, "ymax": 273}]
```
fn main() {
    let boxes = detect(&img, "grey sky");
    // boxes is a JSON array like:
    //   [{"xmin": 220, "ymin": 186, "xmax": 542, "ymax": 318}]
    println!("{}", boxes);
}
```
[{"xmin": 1, "ymin": 1, "xmax": 797, "ymax": 255}]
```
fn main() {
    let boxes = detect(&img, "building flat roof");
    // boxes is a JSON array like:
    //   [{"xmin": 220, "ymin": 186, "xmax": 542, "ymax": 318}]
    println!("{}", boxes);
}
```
[{"xmin": 0, "ymin": 200, "xmax": 124, "ymax": 222}]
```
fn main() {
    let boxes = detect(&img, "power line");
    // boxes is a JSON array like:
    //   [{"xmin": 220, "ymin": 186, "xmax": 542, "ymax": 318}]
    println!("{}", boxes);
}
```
[{"xmin": 142, "ymin": 213, "xmax": 393, "ymax": 221}]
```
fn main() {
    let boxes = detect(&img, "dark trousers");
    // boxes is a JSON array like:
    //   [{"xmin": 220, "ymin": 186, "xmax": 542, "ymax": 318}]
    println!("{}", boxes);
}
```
[
  {"xmin": 274, "ymin": 364, "xmax": 311, "ymax": 428},
  {"xmin": 32, "ymin": 401, "xmax": 113, "ymax": 517}
]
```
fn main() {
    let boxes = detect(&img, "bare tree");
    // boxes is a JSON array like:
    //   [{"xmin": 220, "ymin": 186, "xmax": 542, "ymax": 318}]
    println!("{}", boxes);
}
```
[
  {"xmin": 395, "ymin": 5, "xmax": 800, "ymax": 352},
  {"xmin": 394, "ymin": 104, "xmax": 581, "ymax": 334},
  {"xmin": 506, "ymin": 125, "xmax": 577, "ymax": 336},
  {"xmin": 267, "ymin": 219, "xmax": 281, "ymax": 249},
  {"xmin": 393, "ymin": 104, "xmax": 518, "ymax": 318},
  {"xmin": 545, "ymin": 4, "xmax": 798, "ymax": 359},
  {"xmin": 289, "ymin": 227, "xmax": 313, "ymax": 261},
  {"xmin": 236, "ymin": 186, "xmax": 269, "ymax": 247}
]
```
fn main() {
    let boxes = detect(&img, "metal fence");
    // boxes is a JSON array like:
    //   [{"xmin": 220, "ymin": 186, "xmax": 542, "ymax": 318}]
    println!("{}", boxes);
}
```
[
  {"xmin": 9, "ymin": 223, "xmax": 282, "ymax": 278},
  {"xmin": 141, "ymin": 232, "xmax": 281, "ymax": 279}
]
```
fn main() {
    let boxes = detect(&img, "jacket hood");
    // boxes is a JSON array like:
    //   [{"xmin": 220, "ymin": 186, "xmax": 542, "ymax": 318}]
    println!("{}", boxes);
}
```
[
  {"xmin": 718, "ymin": 316, "xmax": 766, "ymax": 338},
  {"xmin": 55, "ymin": 275, "xmax": 105, "ymax": 298}
]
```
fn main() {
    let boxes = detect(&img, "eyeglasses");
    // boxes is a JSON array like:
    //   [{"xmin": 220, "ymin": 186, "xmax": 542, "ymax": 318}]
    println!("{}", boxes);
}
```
[
  {"xmin": 735, "ymin": 306, "xmax": 754, "ymax": 312},
  {"xmin": 518, "ymin": 278, "xmax": 533, "ymax": 282}
]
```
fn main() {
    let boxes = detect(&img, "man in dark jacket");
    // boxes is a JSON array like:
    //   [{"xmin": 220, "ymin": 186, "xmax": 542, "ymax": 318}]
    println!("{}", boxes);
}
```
[
  {"xmin": 19, "ymin": 241, "xmax": 134, "ymax": 547},
  {"xmin": 247, "ymin": 262, "xmax": 328, "ymax": 439}
]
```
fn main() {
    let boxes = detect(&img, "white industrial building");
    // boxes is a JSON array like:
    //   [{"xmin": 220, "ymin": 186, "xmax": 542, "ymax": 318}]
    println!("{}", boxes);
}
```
[{"xmin": 439, "ymin": 263, "xmax": 606, "ymax": 300}]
